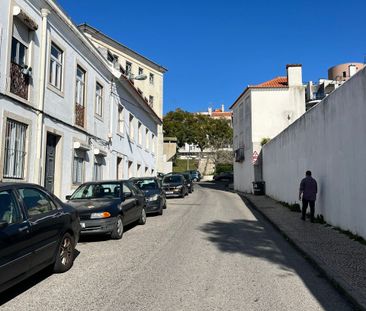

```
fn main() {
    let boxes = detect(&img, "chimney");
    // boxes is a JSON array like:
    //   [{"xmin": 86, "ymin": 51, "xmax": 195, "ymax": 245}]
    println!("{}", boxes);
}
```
[
  {"xmin": 349, "ymin": 64, "xmax": 357, "ymax": 77},
  {"xmin": 221, "ymin": 104, "xmax": 225, "ymax": 112},
  {"xmin": 286, "ymin": 64, "xmax": 302, "ymax": 87}
]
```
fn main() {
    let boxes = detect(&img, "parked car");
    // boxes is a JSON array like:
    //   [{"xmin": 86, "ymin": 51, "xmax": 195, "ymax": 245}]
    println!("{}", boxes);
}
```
[
  {"xmin": 130, "ymin": 177, "xmax": 166, "ymax": 215},
  {"xmin": 0, "ymin": 183, "xmax": 80, "ymax": 293},
  {"xmin": 182, "ymin": 173, "xmax": 194, "ymax": 193},
  {"xmin": 162, "ymin": 174, "xmax": 188, "ymax": 198},
  {"xmin": 213, "ymin": 172, "xmax": 234, "ymax": 182},
  {"xmin": 66, "ymin": 180, "xmax": 146, "ymax": 240},
  {"xmin": 185, "ymin": 170, "xmax": 201, "ymax": 182},
  {"xmin": 156, "ymin": 172, "xmax": 165, "ymax": 180}
]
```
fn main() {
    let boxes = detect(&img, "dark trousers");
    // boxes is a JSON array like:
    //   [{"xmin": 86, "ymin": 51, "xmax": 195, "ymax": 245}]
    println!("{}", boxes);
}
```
[{"xmin": 302, "ymin": 199, "xmax": 315, "ymax": 221}]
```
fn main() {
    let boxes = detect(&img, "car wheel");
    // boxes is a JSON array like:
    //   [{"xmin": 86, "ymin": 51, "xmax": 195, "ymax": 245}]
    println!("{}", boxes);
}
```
[
  {"xmin": 158, "ymin": 207, "xmax": 163, "ymax": 216},
  {"xmin": 138, "ymin": 208, "xmax": 147, "ymax": 225},
  {"xmin": 111, "ymin": 215, "xmax": 124, "ymax": 240},
  {"xmin": 54, "ymin": 233, "xmax": 75, "ymax": 273},
  {"xmin": 163, "ymin": 201, "xmax": 167, "ymax": 209}
]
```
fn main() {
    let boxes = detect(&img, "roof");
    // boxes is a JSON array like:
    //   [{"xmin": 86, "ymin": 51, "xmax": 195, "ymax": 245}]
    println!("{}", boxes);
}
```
[
  {"xmin": 211, "ymin": 111, "xmax": 233, "ymax": 117},
  {"xmin": 251, "ymin": 76, "xmax": 288, "ymax": 88},
  {"xmin": 229, "ymin": 76, "xmax": 289, "ymax": 109},
  {"xmin": 78, "ymin": 23, "xmax": 168, "ymax": 74}
]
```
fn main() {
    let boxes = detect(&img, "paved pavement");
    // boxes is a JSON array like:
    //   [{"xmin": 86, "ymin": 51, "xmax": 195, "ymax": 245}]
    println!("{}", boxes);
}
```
[
  {"xmin": 243, "ymin": 193, "xmax": 366, "ymax": 311},
  {"xmin": 1, "ymin": 183, "xmax": 354, "ymax": 310}
]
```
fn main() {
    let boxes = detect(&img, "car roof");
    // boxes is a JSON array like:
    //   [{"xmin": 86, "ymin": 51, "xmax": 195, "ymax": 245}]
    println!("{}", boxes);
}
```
[
  {"xmin": 130, "ymin": 177, "xmax": 158, "ymax": 181},
  {"xmin": 0, "ymin": 182, "xmax": 44, "ymax": 189}
]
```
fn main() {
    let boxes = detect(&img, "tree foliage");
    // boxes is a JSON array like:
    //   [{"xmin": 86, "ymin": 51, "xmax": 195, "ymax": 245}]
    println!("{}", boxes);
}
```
[{"xmin": 163, "ymin": 108, "xmax": 233, "ymax": 155}]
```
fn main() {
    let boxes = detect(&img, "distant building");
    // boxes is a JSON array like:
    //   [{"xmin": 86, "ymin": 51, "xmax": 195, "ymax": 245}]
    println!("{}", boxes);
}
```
[
  {"xmin": 230, "ymin": 65, "xmax": 306, "ymax": 193},
  {"xmin": 306, "ymin": 63, "xmax": 364, "ymax": 110}
]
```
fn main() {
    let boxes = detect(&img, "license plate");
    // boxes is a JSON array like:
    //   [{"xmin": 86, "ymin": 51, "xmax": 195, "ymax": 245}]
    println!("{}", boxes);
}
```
[
  {"xmin": 166, "ymin": 191, "xmax": 173, "ymax": 194},
  {"xmin": 80, "ymin": 222, "xmax": 86, "ymax": 228}
]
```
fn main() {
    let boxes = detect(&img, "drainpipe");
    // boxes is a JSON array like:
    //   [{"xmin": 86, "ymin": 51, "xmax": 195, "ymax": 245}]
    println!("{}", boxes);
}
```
[{"xmin": 34, "ymin": 8, "xmax": 50, "ymax": 185}]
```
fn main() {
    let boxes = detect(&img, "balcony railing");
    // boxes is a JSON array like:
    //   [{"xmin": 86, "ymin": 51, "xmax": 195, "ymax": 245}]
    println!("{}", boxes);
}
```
[
  {"xmin": 75, "ymin": 103, "xmax": 85, "ymax": 128},
  {"xmin": 10, "ymin": 62, "xmax": 29, "ymax": 100}
]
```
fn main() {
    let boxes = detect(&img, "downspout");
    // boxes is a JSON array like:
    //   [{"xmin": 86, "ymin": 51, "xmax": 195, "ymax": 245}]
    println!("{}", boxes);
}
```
[{"xmin": 34, "ymin": 8, "xmax": 50, "ymax": 184}]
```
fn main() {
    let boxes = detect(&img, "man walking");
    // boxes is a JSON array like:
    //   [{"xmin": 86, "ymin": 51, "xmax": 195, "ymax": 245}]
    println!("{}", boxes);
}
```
[{"xmin": 299, "ymin": 170, "xmax": 318, "ymax": 222}]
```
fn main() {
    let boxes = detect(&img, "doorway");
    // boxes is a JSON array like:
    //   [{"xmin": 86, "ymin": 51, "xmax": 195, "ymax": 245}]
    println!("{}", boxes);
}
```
[{"xmin": 44, "ymin": 133, "xmax": 59, "ymax": 193}]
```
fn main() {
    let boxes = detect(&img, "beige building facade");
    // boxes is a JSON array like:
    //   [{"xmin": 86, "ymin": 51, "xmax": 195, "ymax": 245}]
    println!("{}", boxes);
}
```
[{"xmin": 79, "ymin": 24, "xmax": 169, "ymax": 173}]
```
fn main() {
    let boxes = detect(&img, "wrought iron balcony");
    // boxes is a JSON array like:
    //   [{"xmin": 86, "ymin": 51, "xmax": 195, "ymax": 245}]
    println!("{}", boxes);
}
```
[
  {"xmin": 10, "ymin": 62, "xmax": 29, "ymax": 100},
  {"xmin": 75, "ymin": 103, "xmax": 85, "ymax": 128}
]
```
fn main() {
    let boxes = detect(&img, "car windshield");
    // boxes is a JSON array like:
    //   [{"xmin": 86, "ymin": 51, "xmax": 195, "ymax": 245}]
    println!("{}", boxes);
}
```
[
  {"xmin": 133, "ymin": 179, "xmax": 158, "ymax": 190},
  {"xmin": 182, "ymin": 174, "xmax": 190, "ymax": 181},
  {"xmin": 70, "ymin": 183, "xmax": 121, "ymax": 199},
  {"xmin": 163, "ymin": 175, "xmax": 182, "ymax": 184}
]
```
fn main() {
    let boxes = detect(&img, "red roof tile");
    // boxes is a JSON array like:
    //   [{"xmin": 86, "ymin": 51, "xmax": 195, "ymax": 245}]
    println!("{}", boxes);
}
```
[
  {"xmin": 211, "ymin": 111, "xmax": 233, "ymax": 117},
  {"xmin": 251, "ymin": 76, "xmax": 288, "ymax": 88}
]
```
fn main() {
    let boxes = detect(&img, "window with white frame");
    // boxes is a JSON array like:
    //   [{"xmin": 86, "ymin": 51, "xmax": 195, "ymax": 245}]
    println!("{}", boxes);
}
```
[
  {"xmin": 149, "ymin": 95, "xmax": 154, "ymax": 108},
  {"xmin": 126, "ymin": 61, "xmax": 132, "ymax": 76},
  {"xmin": 75, "ymin": 66, "xmax": 86, "ymax": 106},
  {"xmin": 11, "ymin": 37, "xmax": 27, "ymax": 67},
  {"xmin": 49, "ymin": 42, "xmax": 63, "ymax": 90},
  {"xmin": 3, "ymin": 119, "xmax": 27, "ymax": 179},
  {"xmin": 93, "ymin": 156, "xmax": 104, "ymax": 181},
  {"xmin": 118, "ymin": 106, "xmax": 124, "ymax": 134},
  {"xmin": 95, "ymin": 82, "xmax": 103, "ymax": 117},
  {"xmin": 149, "ymin": 73, "xmax": 154, "ymax": 85},
  {"xmin": 138, "ymin": 67, "xmax": 143, "ymax": 75},
  {"xmin": 129, "ymin": 114, "xmax": 134, "ymax": 140},
  {"xmin": 72, "ymin": 151, "xmax": 85, "ymax": 184},
  {"xmin": 145, "ymin": 128, "xmax": 149, "ymax": 150},
  {"xmin": 138, "ymin": 122, "xmax": 142, "ymax": 145}
]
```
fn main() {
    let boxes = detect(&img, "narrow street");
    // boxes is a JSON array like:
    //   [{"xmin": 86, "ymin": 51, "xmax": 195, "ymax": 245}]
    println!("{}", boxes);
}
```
[{"xmin": 1, "ymin": 183, "xmax": 353, "ymax": 311}]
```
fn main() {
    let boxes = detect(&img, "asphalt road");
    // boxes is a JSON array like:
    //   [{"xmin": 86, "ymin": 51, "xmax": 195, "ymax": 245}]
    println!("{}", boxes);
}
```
[{"xmin": 1, "ymin": 182, "xmax": 354, "ymax": 310}]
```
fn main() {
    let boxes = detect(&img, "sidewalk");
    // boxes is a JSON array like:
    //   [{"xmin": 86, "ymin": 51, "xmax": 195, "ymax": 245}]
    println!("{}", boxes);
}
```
[{"xmin": 241, "ymin": 193, "xmax": 366, "ymax": 311}]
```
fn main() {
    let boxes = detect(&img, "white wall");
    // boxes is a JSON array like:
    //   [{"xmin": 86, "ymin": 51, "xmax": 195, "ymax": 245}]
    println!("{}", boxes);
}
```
[{"xmin": 263, "ymin": 68, "xmax": 366, "ymax": 238}]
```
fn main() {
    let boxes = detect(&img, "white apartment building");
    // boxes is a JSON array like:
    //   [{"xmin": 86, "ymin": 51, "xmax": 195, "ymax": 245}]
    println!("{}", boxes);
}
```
[
  {"xmin": 230, "ymin": 65, "xmax": 305, "ymax": 193},
  {"xmin": 0, "ymin": 0, "xmax": 160, "ymax": 199},
  {"xmin": 78, "ymin": 24, "xmax": 170, "ymax": 173}
]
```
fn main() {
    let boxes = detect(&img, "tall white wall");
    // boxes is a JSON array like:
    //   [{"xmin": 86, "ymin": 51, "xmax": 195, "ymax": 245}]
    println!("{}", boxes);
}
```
[{"xmin": 263, "ymin": 68, "xmax": 366, "ymax": 238}]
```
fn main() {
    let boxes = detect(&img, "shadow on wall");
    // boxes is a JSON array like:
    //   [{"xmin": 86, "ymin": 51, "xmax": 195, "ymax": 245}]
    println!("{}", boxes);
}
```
[{"xmin": 198, "ymin": 205, "xmax": 353, "ymax": 310}]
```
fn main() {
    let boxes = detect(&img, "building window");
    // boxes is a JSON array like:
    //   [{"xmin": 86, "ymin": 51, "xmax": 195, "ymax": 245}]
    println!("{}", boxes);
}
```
[
  {"xmin": 72, "ymin": 152, "xmax": 84, "ymax": 184},
  {"xmin": 129, "ymin": 114, "xmax": 134, "ymax": 140},
  {"xmin": 149, "ymin": 73, "xmax": 154, "ymax": 85},
  {"xmin": 75, "ymin": 66, "xmax": 86, "ymax": 127},
  {"xmin": 137, "ymin": 164, "xmax": 141, "ymax": 177},
  {"xmin": 126, "ymin": 61, "xmax": 132, "ymax": 76},
  {"xmin": 118, "ymin": 106, "xmax": 124, "ymax": 134},
  {"xmin": 93, "ymin": 156, "xmax": 104, "ymax": 181},
  {"xmin": 145, "ymin": 128, "xmax": 149, "ymax": 150},
  {"xmin": 149, "ymin": 95, "xmax": 154, "ymax": 108},
  {"xmin": 95, "ymin": 82, "xmax": 103, "ymax": 117},
  {"xmin": 10, "ymin": 18, "xmax": 30, "ymax": 100},
  {"xmin": 49, "ymin": 42, "xmax": 63, "ymax": 90},
  {"xmin": 3, "ymin": 119, "xmax": 27, "ymax": 179},
  {"xmin": 138, "ymin": 122, "xmax": 142, "ymax": 145},
  {"xmin": 343, "ymin": 71, "xmax": 347, "ymax": 78},
  {"xmin": 138, "ymin": 67, "xmax": 143, "ymax": 75},
  {"xmin": 128, "ymin": 161, "xmax": 133, "ymax": 178},
  {"xmin": 152, "ymin": 134, "xmax": 155, "ymax": 153}
]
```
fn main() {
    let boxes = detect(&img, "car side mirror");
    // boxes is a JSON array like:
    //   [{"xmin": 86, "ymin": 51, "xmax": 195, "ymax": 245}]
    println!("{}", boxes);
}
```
[
  {"xmin": 0, "ymin": 220, "xmax": 9, "ymax": 229},
  {"xmin": 65, "ymin": 195, "xmax": 71, "ymax": 200}
]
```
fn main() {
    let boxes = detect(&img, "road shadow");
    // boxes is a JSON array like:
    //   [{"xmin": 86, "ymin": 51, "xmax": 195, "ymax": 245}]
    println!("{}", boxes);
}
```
[
  {"xmin": 198, "ymin": 181, "xmax": 234, "ymax": 193},
  {"xmin": 78, "ymin": 222, "xmax": 136, "ymax": 243},
  {"xmin": 0, "ymin": 248, "xmax": 80, "ymax": 306},
  {"xmin": 199, "ymin": 207, "xmax": 354, "ymax": 310}
]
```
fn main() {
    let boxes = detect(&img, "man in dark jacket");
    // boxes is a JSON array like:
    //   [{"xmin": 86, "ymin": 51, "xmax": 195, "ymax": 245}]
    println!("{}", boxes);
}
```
[{"xmin": 299, "ymin": 170, "xmax": 318, "ymax": 222}]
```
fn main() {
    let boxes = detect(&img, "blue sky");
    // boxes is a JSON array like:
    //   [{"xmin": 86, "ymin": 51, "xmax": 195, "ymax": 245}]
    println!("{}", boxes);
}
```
[{"xmin": 58, "ymin": 0, "xmax": 366, "ymax": 114}]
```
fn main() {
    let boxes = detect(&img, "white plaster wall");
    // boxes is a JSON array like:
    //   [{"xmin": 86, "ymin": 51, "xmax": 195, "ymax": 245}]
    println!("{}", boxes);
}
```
[{"xmin": 263, "ymin": 68, "xmax": 366, "ymax": 238}]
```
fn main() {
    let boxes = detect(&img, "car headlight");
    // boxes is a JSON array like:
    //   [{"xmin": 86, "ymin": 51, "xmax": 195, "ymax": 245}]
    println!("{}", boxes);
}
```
[
  {"xmin": 147, "ymin": 194, "xmax": 159, "ymax": 202},
  {"xmin": 176, "ymin": 185, "xmax": 183, "ymax": 189},
  {"xmin": 90, "ymin": 212, "xmax": 111, "ymax": 219}
]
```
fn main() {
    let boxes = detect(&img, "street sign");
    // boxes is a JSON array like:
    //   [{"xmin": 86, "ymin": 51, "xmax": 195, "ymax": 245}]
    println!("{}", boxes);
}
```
[{"xmin": 252, "ymin": 151, "xmax": 259, "ymax": 164}]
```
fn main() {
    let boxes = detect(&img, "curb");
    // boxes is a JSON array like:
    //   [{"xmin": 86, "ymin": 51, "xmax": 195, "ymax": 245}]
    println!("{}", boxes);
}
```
[{"xmin": 240, "ymin": 193, "xmax": 365, "ymax": 311}]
